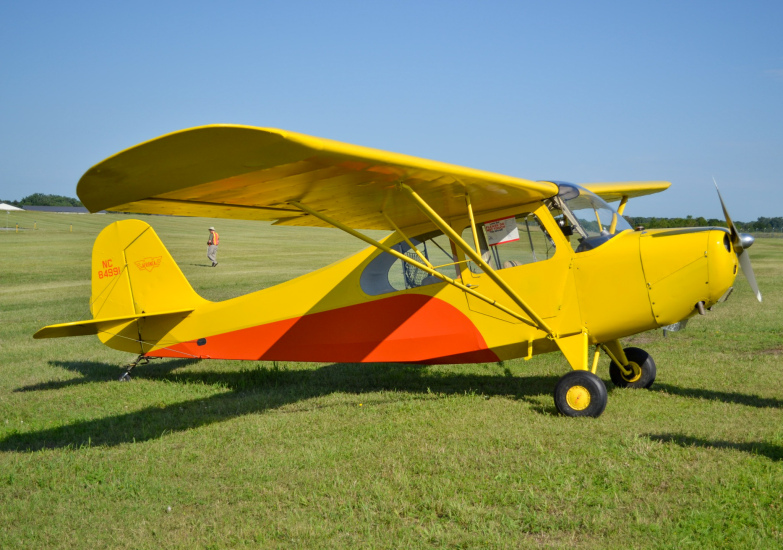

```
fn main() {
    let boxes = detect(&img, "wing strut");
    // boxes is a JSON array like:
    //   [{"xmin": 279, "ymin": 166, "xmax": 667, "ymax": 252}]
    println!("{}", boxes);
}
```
[
  {"xmin": 608, "ymin": 195, "xmax": 628, "ymax": 234},
  {"xmin": 381, "ymin": 211, "xmax": 433, "ymax": 269},
  {"xmin": 288, "ymin": 201, "xmax": 541, "ymax": 329},
  {"xmin": 399, "ymin": 184, "xmax": 554, "ymax": 336}
]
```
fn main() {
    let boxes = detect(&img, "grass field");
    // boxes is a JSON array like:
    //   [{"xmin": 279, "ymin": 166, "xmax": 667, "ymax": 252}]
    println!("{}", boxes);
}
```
[{"xmin": 1, "ymin": 211, "xmax": 782, "ymax": 549}]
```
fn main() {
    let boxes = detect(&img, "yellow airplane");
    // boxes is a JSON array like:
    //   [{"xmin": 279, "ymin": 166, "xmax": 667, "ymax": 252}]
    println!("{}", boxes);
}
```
[{"xmin": 34, "ymin": 125, "xmax": 762, "ymax": 417}]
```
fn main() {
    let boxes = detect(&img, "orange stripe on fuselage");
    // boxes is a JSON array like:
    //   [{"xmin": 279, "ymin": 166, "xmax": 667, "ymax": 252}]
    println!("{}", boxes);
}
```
[{"xmin": 149, "ymin": 294, "xmax": 498, "ymax": 364}]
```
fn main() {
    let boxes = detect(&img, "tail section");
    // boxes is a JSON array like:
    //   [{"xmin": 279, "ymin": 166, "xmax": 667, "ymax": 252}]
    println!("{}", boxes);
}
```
[
  {"xmin": 91, "ymin": 219, "xmax": 204, "ymax": 318},
  {"xmin": 35, "ymin": 220, "xmax": 205, "ymax": 354}
]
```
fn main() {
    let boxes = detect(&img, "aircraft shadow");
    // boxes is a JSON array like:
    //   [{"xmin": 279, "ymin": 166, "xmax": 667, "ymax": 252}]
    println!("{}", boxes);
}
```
[
  {"xmin": 646, "ymin": 433, "xmax": 783, "ymax": 462},
  {"xmin": 13, "ymin": 359, "xmax": 200, "ymax": 392},
  {"xmin": 651, "ymin": 383, "xmax": 783, "ymax": 409},
  {"xmin": 1, "ymin": 361, "xmax": 561, "ymax": 452}
]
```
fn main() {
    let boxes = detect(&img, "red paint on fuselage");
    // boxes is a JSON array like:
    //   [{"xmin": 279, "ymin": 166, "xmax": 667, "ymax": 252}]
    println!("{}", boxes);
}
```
[{"xmin": 149, "ymin": 294, "xmax": 499, "ymax": 364}]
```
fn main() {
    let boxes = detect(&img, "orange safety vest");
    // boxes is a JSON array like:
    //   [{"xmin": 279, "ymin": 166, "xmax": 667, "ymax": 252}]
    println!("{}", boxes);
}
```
[{"xmin": 209, "ymin": 231, "xmax": 219, "ymax": 245}]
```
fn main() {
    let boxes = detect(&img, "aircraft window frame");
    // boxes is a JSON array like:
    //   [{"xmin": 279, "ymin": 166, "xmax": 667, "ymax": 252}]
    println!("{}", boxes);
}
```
[
  {"xmin": 359, "ymin": 204, "xmax": 563, "ymax": 297},
  {"xmin": 549, "ymin": 183, "xmax": 631, "ymax": 253},
  {"xmin": 461, "ymin": 212, "xmax": 557, "ymax": 273},
  {"xmin": 359, "ymin": 230, "xmax": 460, "ymax": 296}
]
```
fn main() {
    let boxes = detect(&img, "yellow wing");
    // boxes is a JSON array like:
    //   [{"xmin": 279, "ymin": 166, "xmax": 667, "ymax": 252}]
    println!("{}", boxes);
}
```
[
  {"xmin": 580, "ymin": 181, "xmax": 671, "ymax": 203},
  {"xmin": 77, "ymin": 125, "xmax": 558, "ymax": 230}
]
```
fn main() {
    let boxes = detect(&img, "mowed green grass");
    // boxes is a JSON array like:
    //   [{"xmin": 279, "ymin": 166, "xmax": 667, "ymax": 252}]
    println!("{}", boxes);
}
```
[{"xmin": 1, "ymin": 212, "xmax": 782, "ymax": 549}]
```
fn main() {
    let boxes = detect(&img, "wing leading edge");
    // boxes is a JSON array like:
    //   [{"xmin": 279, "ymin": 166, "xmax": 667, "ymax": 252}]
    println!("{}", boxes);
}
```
[{"xmin": 77, "ymin": 125, "xmax": 559, "ymax": 231}]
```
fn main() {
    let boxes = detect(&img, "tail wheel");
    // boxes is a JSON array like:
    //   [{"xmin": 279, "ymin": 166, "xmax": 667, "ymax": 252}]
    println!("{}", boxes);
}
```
[
  {"xmin": 609, "ymin": 346, "xmax": 656, "ymax": 389},
  {"xmin": 554, "ymin": 370, "xmax": 608, "ymax": 418}
]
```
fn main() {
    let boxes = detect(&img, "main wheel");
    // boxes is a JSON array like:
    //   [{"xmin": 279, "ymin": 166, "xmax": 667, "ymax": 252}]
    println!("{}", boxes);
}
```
[
  {"xmin": 609, "ymin": 346, "xmax": 656, "ymax": 389},
  {"xmin": 553, "ymin": 370, "xmax": 608, "ymax": 417}
]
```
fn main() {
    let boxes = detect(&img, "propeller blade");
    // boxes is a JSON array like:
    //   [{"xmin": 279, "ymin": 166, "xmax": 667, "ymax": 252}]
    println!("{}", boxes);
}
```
[
  {"xmin": 738, "ymin": 250, "xmax": 763, "ymax": 302},
  {"xmin": 713, "ymin": 177, "xmax": 761, "ymax": 302},
  {"xmin": 713, "ymin": 177, "xmax": 742, "ymax": 251}
]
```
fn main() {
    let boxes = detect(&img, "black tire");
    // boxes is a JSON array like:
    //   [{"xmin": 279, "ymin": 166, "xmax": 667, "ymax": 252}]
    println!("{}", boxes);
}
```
[
  {"xmin": 609, "ymin": 346, "xmax": 656, "ymax": 389},
  {"xmin": 553, "ymin": 370, "xmax": 608, "ymax": 418}
]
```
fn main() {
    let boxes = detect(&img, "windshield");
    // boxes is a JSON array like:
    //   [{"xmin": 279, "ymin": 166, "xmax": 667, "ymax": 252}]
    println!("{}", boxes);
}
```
[{"xmin": 548, "ymin": 183, "xmax": 631, "ymax": 252}]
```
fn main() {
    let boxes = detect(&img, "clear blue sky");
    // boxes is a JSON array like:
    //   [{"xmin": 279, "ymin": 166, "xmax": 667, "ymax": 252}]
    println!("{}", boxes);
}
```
[{"xmin": 1, "ymin": 1, "xmax": 781, "ymax": 221}]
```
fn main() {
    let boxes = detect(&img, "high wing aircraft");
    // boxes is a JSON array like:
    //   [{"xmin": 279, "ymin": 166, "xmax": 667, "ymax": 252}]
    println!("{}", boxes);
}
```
[{"xmin": 34, "ymin": 125, "xmax": 762, "ymax": 417}]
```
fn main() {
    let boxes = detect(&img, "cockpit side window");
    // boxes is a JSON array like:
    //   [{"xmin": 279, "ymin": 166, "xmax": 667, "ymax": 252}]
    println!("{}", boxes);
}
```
[
  {"xmin": 360, "ymin": 231, "xmax": 458, "ymax": 295},
  {"xmin": 389, "ymin": 231, "xmax": 456, "ymax": 290},
  {"xmin": 360, "ymin": 210, "xmax": 560, "ymax": 297},
  {"xmin": 461, "ymin": 213, "xmax": 556, "ymax": 272}
]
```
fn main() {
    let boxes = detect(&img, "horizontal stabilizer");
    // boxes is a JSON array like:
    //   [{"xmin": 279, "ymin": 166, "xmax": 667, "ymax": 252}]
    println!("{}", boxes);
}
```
[{"xmin": 33, "ymin": 308, "xmax": 194, "ymax": 339}]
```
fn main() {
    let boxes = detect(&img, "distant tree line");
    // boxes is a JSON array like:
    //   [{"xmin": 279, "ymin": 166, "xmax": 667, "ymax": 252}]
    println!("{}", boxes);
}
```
[
  {"xmin": 624, "ymin": 215, "xmax": 783, "ymax": 232},
  {"xmin": 1, "ymin": 193, "xmax": 83, "ymax": 207}
]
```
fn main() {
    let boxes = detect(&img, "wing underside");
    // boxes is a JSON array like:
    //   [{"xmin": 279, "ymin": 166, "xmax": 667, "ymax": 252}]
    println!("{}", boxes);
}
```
[{"xmin": 77, "ymin": 125, "xmax": 559, "ymax": 231}]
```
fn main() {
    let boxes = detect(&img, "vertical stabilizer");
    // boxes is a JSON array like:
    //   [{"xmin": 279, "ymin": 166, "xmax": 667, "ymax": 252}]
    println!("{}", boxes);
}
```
[{"xmin": 90, "ymin": 219, "xmax": 205, "ymax": 320}]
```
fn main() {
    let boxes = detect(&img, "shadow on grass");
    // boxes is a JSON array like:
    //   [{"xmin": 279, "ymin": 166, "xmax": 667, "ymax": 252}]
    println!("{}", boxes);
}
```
[
  {"xmin": 1, "ymin": 360, "xmax": 561, "ymax": 451},
  {"xmin": 647, "ymin": 433, "xmax": 783, "ymax": 462},
  {"xmin": 13, "ymin": 359, "xmax": 201, "ymax": 392},
  {"xmin": 652, "ymin": 383, "xmax": 783, "ymax": 409}
]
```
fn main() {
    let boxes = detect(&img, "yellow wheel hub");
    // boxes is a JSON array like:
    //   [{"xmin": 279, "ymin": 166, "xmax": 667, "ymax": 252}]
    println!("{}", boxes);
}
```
[
  {"xmin": 622, "ymin": 362, "xmax": 643, "ymax": 383},
  {"xmin": 565, "ymin": 385, "xmax": 591, "ymax": 410}
]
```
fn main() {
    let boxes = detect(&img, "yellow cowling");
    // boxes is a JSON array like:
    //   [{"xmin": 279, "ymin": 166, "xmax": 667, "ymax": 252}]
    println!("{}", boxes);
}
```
[{"xmin": 640, "ymin": 228, "xmax": 737, "ymax": 327}]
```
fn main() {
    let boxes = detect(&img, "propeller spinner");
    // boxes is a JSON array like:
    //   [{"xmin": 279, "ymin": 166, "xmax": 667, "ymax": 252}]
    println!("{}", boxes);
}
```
[{"xmin": 713, "ymin": 178, "xmax": 762, "ymax": 302}]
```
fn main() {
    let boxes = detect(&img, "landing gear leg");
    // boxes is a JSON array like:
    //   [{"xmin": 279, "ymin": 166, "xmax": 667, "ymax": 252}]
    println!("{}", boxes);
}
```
[
  {"xmin": 119, "ymin": 355, "xmax": 149, "ymax": 381},
  {"xmin": 602, "ymin": 340, "xmax": 656, "ymax": 389}
]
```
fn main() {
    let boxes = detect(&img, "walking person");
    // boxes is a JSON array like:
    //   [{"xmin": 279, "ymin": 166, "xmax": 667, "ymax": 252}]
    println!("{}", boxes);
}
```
[{"xmin": 207, "ymin": 226, "xmax": 219, "ymax": 267}]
